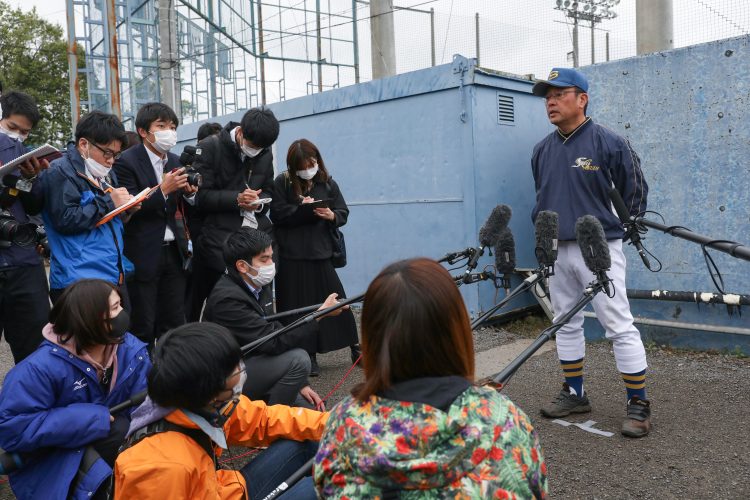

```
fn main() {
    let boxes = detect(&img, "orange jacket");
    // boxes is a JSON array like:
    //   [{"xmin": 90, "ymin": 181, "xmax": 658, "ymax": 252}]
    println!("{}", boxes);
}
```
[{"xmin": 113, "ymin": 395, "xmax": 328, "ymax": 500}]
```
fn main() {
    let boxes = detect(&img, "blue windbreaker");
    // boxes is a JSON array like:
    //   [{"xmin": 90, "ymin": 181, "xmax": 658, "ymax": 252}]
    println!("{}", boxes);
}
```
[
  {"xmin": 41, "ymin": 143, "xmax": 133, "ymax": 289},
  {"xmin": 0, "ymin": 332, "xmax": 149, "ymax": 500},
  {"xmin": 531, "ymin": 118, "xmax": 649, "ymax": 241}
]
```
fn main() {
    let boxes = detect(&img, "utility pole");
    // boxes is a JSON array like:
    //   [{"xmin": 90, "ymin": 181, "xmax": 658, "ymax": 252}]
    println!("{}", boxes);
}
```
[
  {"xmin": 370, "ymin": 0, "xmax": 396, "ymax": 79},
  {"xmin": 636, "ymin": 0, "xmax": 673, "ymax": 54},
  {"xmin": 158, "ymin": 0, "xmax": 181, "ymax": 121}
]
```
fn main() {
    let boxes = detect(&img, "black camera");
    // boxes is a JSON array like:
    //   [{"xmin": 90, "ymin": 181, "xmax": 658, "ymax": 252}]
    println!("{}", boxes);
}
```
[
  {"xmin": 179, "ymin": 145, "xmax": 202, "ymax": 188},
  {"xmin": 0, "ymin": 210, "xmax": 38, "ymax": 248}
]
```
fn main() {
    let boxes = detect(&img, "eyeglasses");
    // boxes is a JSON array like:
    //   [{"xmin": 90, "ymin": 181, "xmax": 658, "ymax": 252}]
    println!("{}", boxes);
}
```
[
  {"xmin": 88, "ymin": 141, "xmax": 123, "ymax": 160},
  {"xmin": 543, "ymin": 90, "xmax": 581, "ymax": 102}
]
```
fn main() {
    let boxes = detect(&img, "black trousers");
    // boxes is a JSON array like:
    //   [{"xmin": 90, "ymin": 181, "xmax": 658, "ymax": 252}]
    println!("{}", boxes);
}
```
[
  {"xmin": 0, "ymin": 264, "xmax": 49, "ymax": 363},
  {"xmin": 186, "ymin": 252, "xmax": 221, "ymax": 322},
  {"xmin": 127, "ymin": 242, "xmax": 186, "ymax": 345}
]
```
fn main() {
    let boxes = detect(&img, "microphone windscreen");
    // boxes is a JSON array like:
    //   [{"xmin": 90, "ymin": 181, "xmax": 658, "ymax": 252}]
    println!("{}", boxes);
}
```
[
  {"xmin": 494, "ymin": 227, "xmax": 516, "ymax": 274},
  {"xmin": 609, "ymin": 187, "xmax": 632, "ymax": 224},
  {"xmin": 478, "ymin": 204, "xmax": 512, "ymax": 247},
  {"xmin": 575, "ymin": 215, "xmax": 611, "ymax": 274},
  {"xmin": 535, "ymin": 210, "xmax": 558, "ymax": 266}
]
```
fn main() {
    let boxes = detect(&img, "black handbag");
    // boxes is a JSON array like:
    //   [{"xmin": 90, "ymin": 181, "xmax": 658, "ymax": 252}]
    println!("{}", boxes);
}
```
[
  {"xmin": 325, "ymin": 181, "xmax": 347, "ymax": 268},
  {"xmin": 329, "ymin": 225, "xmax": 347, "ymax": 268}
]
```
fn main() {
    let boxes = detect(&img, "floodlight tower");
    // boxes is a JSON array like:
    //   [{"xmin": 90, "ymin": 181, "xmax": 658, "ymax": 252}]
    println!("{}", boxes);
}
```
[{"xmin": 555, "ymin": 0, "xmax": 619, "ymax": 67}]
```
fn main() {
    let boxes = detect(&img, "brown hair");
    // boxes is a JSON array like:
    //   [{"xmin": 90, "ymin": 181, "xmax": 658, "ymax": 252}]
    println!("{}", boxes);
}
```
[
  {"xmin": 354, "ymin": 258, "xmax": 475, "ymax": 402},
  {"xmin": 49, "ymin": 279, "xmax": 123, "ymax": 353},
  {"xmin": 285, "ymin": 138, "xmax": 330, "ymax": 197}
]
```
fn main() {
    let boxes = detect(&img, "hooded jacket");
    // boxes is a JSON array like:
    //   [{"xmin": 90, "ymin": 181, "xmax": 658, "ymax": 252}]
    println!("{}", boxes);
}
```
[
  {"xmin": 314, "ymin": 377, "xmax": 548, "ymax": 499},
  {"xmin": 41, "ymin": 143, "xmax": 134, "ymax": 289},
  {"xmin": 113, "ymin": 395, "xmax": 328, "ymax": 499},
  {"xmin": 0, "ymin": 331, "xmax": 150, "ymax": 500}
]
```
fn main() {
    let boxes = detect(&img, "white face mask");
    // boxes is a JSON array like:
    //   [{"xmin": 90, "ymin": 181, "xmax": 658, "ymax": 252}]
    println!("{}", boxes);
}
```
[
  {"xmin": 233, "ymin": 360, "xmax": 247, "ymax": 399},
  {"xmin": 149, "ymin": 129, "xmax": 177, "ymax": 153},
  {"xmin": 241, "ymin": 143, "xmax": 263, "ymax": 158},
  {"xmin": 242, "ymin": 260, "xmax": 276, "ymax": 287},
  {"xmin": 297, "ymin": 166, "xmax": 318, "ymax": 180},
  {"xmin": 83, "ymin": 143, "xmax": 111, "ymax": 178},
  {"xmin": 0, "ymin": 124, "xmax": 27, "ymax": 142}
]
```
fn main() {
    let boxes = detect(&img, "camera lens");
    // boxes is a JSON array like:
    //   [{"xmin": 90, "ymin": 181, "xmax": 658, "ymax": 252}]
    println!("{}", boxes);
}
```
[
  {"xmin": 0, "ymin": 213, "xmax": 38, "ymax": 247},
  {"xmin": 186, "ymin": 170, "xmax": 202, "ymax": 188}
]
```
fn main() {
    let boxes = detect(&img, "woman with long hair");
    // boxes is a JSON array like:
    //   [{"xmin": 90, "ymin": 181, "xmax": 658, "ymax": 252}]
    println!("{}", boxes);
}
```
[
  {"xmin": 0, "ymin": 279, "xmax": 150, "ymax": 500},
  {"xmin": 270, "ymin": 139, "xmax": 359, "ymax": 375},
  {"xmin": 314, "ymin": 258, "xmax": 548, "ymax": 499}
]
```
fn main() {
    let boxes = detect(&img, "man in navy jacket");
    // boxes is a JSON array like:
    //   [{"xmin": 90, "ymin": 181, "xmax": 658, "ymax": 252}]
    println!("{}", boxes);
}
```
[
  {"xmin": 113, "ymin": 103, "xmax": 196, "ymax": 346},
  {"xmin": 0, "ymin": 91, "xmax": 49, "ymax": 363},
  {"xmin": 530, "ymin": 68, "xmax": 651, "ymax": 438}
]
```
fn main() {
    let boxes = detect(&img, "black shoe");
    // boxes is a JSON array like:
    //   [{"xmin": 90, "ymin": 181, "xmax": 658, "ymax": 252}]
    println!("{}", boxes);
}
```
[
  {"xmin": 350, "ymin": 344, "xmax": 362, "ymax": 366},
  {"xmin": 622, "ymin": 396, "xmax": 651, "ymax": 438},
  {"xmin": 309, "ymin": 354, "xmax": 320, "ymax": 377},
  {"xmin": 540, "ymin": 383, "xmax": 592, "ymax": 418}
]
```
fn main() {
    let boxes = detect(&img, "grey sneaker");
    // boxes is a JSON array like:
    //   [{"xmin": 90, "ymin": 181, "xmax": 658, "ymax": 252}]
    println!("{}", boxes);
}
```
[
  {"xmin": 540, "ymin": 383, "xmax": 592, "ymax": 418},
  {"xmin": 621, "ymin": 397, "xmax": 651, "ymax": 438}
]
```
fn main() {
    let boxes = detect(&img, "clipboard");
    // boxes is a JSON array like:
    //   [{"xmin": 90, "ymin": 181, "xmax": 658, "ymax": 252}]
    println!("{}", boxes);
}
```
[
  {"xmin": 0, "ymin": 144, "xmax": 62, "ymax": 178},
  {"xmin": 96, "ymin": 185, "xmax": 160, "ymax": 226},
  {"xmin": 301, "ymin": 198, "xmax": 332, "ymax": 210}
]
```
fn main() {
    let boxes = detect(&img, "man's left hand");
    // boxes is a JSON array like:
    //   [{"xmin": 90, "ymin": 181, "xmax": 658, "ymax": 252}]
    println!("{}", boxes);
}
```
[{"xmin": 18, "ymin": 157, "xmax": 49, "ymax": 179}]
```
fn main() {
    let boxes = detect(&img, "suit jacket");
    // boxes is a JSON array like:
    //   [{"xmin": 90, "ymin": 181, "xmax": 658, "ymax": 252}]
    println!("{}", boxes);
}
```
[
  {"xmin": 193, "ymin": 122, "xmax": 274, "ymax": 273},
  {"xmin": 113, "ymin": 144, "xmax": 191, "ymax": 281},
  {"xmin": 203, "ymin": 274, "xmax": 318, "ymax": 356}
]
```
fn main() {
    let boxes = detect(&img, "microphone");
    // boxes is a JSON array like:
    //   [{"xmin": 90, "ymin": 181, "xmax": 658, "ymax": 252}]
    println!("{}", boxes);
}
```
[
  {"xmin": 464, "ymin": 205, "xmax": 511, "ymax": 280},
  {"xmin": 534, "ymin": 210, "xmax": 558, "ymax": 274},
  {"xmin": 575, "ymin": 215, "xmax": 612, "ymax": 294},
  {"xmin": 609, "ymin": 187, "xmax": 651, "ymax": 269},
  {"xmin": 494, "ymin": 227, "xmax": 515, "ymax": 293}
]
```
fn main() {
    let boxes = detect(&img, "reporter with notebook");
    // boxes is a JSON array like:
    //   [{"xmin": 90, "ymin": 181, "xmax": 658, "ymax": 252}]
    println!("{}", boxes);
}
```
[
  {"xmin": 0, "ymin": 91, "xmax": 50, "ymax": 363},
  {"xmin": 42, "ymin": 111, "xmax": 136, "ymax": 306},
  {"xmin": 113, "ymin": 103, "xmax": 196, "ymax": 346}
]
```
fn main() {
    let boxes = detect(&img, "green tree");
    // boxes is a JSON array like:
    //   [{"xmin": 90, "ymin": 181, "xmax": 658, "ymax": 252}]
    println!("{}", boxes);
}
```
[{"xmin": 0, "ymin": 1, "xmax": 72, "ymax": 146}]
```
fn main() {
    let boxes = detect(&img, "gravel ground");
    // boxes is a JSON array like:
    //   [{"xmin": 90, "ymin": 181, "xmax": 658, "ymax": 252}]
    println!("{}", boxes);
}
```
[{"xmin": 1, "ymin": 317, "xmax": 749, "ymax": 499}]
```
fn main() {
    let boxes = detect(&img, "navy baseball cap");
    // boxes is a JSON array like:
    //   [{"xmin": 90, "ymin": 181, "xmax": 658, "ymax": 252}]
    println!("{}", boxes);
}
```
[{"xmin": 532, "ymin": 67, "xmax": 589, "ymax": 96}]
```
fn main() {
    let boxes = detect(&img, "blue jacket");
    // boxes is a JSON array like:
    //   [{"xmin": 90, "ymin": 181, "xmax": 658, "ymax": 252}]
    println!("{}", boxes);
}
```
[
  {"xmin": 0, "ymin": 333, "xmax": 150, "ymax": 500},
  {"xmin": 41, "ymin": 143, "xmax": 133, "ymax": 289},
  {"xmin": 0, "ymin": 133, "xmax": 43, "ymax": 268},
  {"xmin": 531, "ymin": 118, "xmax": 649, "ymax": 241}
]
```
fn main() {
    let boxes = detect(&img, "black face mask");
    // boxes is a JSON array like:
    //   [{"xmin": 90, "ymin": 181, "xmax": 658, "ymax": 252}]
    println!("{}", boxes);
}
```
[{"xmin": 109, "ymin": 309, "xmax": 130, "ymax": 338}]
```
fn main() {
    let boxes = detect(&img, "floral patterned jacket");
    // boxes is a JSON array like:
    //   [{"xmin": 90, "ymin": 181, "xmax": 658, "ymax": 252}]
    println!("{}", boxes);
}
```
[{"xmin": 314, "ymin": 376, "xmax": 548, "ymax": 499}]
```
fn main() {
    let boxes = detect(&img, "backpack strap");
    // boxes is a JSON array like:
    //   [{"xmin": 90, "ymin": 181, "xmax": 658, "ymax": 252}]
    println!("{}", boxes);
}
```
[{"xmin": 119, "ymin": 419, "xmax": 218, "ymax": 469}]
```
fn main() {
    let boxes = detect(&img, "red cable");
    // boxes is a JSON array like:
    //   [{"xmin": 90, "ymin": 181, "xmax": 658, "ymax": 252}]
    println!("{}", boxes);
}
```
[
  {"xmin": 316, "ymin": 355, "xmax": 361, "ymax": 411},
  {"xmin": 218, "ymin": 447, "xmax": 262, "ymax": 465}
]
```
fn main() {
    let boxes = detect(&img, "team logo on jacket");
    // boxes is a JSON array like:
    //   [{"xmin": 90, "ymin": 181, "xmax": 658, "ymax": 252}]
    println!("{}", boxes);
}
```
[
  {"xmin": 571, "ymin": 157, "xmax": 600, "ymax": 171},
  {"xmin": 73, "ymin": 378, "xmax": 88, "ymax": 391}
]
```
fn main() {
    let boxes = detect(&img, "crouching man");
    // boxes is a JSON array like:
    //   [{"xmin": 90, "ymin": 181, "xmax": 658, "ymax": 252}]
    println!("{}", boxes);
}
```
[{"xmin": 113, "ymin": 322, "xmax": 327, "ymax": 499}]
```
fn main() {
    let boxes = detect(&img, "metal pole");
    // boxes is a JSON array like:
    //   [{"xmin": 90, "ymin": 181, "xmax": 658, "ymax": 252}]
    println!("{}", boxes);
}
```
[
  {"xmin": 158, "ymin": 0, "xmax": 181, "ymax": 121},
  {"xmin": 475, "ymin": 12, "xmax": 480, "ymax": 66},
  {"xmin": 591, "ymin": 19, "xmax": 595, "ymax": 64},
  {"xmin": 572, "ymin": 17, "xmax": 579, "ymax": 68},
  {"xmin": 258, "ymin": 0, "xmax": 267, "ymax": 105},
  {"xmin": 65, "ymin": 0, "xmax": 80, "ymax": 135},
  {"xmin": 103, "ymin": 0, "xmax": 122, "ymax": 118},
  {"xmin": 636, "ymin": 0, "xmax": 674, "ymax": 54},
  {"xmin": 430, "ymin": 8, "xmax": 435, "ymax": 67},
  {"xmin": 352, "ymin": 0, "xmax": 360, "ymax": 83},
  {"xmin": 316, "ymin": 0, "xmax": 323, "ymax": 93}
]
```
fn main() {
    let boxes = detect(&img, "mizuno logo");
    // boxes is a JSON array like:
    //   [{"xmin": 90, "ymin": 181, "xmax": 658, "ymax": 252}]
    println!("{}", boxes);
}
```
[{"xmin": 73, "ymin": 378, "xmax": 88, "ymax": 391}]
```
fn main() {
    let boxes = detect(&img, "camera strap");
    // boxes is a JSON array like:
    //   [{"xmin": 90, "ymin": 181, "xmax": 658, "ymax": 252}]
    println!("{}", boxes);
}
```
[{"xmin": 106, "ymin": 223, "xmax": 125, "ymax": 286}]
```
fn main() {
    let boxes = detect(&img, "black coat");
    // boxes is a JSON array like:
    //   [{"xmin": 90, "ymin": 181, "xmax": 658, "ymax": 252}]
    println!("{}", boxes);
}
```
[
  {"xmin": 113, "ymin": 144, "xmax": 190, "ymax": 281},
  {"xmin": 202, "ymin": 273, "xmax": 318, "ymax": 356},
  {"xmin": 270, "ymin": 173, "xmax": 349, "ymax": 260},
  {"xmin": 193, "ymin": 122, "xmax": 274, "ymax": 273}
]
